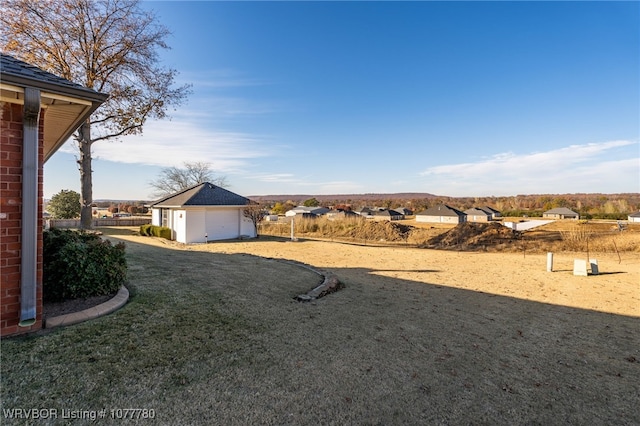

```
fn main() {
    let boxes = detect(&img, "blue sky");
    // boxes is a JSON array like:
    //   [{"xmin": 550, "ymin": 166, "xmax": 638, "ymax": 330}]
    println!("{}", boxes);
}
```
[{"xmin": 44, "ymin": 1, "xmax": 639, "ymax": 200}]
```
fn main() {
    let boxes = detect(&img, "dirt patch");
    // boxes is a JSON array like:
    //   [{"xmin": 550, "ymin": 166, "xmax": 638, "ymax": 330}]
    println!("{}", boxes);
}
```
[
  {"xmin": 340, "ymin": 220, "xmax": 413, "ymax": 241},
  {"xmin": 263, "ymin": 218, "xmax": 640, "ymax": 254},
  {"xmin": 423, "ymin": 222, "xmax": 520, "ymax": 250}
]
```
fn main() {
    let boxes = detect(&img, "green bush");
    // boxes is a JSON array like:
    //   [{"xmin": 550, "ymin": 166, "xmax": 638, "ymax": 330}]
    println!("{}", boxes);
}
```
[
  {"xmin": 139, "ymin": 224, "xmax": 153, "ymax": 236},
  {"xmin": 139, "ymin": 224, "xmax": 171, "ymax": 240},
  {"xmin": 152, "ymin": 226, "xmax": 172, "ymax": 239},
  {"xmin": 43, "ymin": 229, "xmax": 127, "ymax": 302}
]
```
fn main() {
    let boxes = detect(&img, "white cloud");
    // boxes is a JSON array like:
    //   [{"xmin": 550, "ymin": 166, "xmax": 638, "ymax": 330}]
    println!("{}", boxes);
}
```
[
  {"xmin": 57, "ymin": 67, "xmax": 282, "ymax": 174},
  {"xmin": 254, "ymin": 173, "xmax": 298, "ymax": 183},
  {"xmin": 248, "ymin": 173, "xmax": 365, "ymax": 194},
  {"xmin": 418, "ymin": 140, "xmax": 639, "ymax": 195},
  {"xmin": 63, "ymin": 118, "xmax": 271, "ymax": 173}
]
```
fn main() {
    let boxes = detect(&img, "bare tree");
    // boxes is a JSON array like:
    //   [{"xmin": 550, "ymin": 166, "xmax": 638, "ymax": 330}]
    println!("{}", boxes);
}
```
[
  {"xmin": 149, "ymin": 162, "xmax": 228, "ymax": 198},
  {"xmin": 1, "ymin": 0, "xmax": 191, "ymax": 228},
  {"xmin": 243, "ymin": 203, "xmax": 266, "ymax": 238}
]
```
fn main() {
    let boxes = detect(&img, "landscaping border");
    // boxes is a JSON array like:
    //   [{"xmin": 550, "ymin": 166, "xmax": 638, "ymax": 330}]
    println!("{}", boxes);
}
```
[
  {"xmin": 44, "ymin": 286, "xmax": 129, "ymax": 329},
  {"xmin": 268, "ymin": 258, "xmax": 343, "ymax": 301}
]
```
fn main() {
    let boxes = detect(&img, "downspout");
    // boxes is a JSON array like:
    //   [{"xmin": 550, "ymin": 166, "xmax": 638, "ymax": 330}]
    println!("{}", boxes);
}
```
[{"xmin": 19, "ymin": 87, "xmax": 40, "ymax": 327}]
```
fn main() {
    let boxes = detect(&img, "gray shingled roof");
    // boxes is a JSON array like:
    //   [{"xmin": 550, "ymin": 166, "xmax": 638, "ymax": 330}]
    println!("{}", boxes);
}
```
[
  {"xmin": 464, "ymin": 207, "xmax": 491, "ymax": 216},
  {"xmin": 0, "ymin": 53, "xmax": 107, "ymax": 102},
  {"xmin": 416, "ymin": 204, "xmax": 466, "ymax": 217},
  {"xmin": 374, "ymin": 209, "xmax": 403, "ymax": 217},
  {"xmin": 482, "ymin": 206, "xmax": 501, "ymax": 215},
  {"xmin": 150, "ymin": 182, "xmax": 251, "ymax": 207},
  {"xmin": 544, "ymin": 207, "xmax": 579, "ymax": 215}
]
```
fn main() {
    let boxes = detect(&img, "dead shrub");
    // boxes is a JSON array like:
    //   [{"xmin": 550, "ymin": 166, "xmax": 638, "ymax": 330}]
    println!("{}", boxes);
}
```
[
  {"xmin": 559, "ymin": 224, "xmax": 593, "ymax": 252},
  {"xmin": 260, "ymin": 216, "xmax": 640, "ymax": 253}
]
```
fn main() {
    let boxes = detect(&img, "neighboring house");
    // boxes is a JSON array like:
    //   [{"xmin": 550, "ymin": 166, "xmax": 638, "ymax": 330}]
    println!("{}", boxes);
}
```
[
  {"xmin": 415, "ymin": 204, "xmax": 467, "ymax": 224},
  {"xmin": 481, "ymin": 206, "xmax": 501, "ymax": 219},
  {"xmin": 1, "ymin": 54, "xmax": 108, "ymax": 337},
  {"xmin": 372, "ymin": 209, "xmax": 404, "ymax": 221},
  {"xmin": 543, "ymin": 207, "xmax": 580, "ymax": 220},
  {"xmin": 393, "ymin": 207, "xmax": 413, "ymax": 216},
  {"xmin": 284, "ymin": 206, "xmax": 330, "ymax": 217},
  {"xmin": 628, "ymin": 211, "xmax": 640, "ymax": 223},
  {"xmin": 149, "ymin": 182, "xmax": 256, "ymax": 244},
  {"xmin": 325, "ymin": 209, "xmax": 358, "ymax": 220},
  {"xmin": 464, "ymin": 207, "xmax": 492, "ymax": 222},
  {"xmin": 355, "ymin": 207, "xmax": 374, "ymax": 218}
]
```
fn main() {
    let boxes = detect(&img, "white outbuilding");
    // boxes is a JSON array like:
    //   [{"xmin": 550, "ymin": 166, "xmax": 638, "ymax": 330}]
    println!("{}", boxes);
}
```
[{"xmin": 149, "ymin": 182, "xmax": 256, "ymax": 244}]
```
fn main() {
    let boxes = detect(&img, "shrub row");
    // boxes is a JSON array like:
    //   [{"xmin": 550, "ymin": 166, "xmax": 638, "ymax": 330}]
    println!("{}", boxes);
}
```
[
  {"xmin": 139, "ymin": 224, "xmax": 172, "ymax": 240},
  {"xmin": 43, "ymin": 229, "xmax": 127, "ymax": 302}
]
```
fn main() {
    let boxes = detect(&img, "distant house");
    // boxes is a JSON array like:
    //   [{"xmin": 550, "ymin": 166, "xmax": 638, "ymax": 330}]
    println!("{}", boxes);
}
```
[
  {"xmin": 628, "ymin": 211, "xmax": 640, "ymax": 223},
  {"xmin": 284, "ymin": 206, "xmax": 330, "ymax": 217},
  {"xmin": 464, "ymin": 207, "xmax": 492, "ymax": 222},
  {"xmin": 543, "ymin": 207, "xmax": 580, "ymax": 220},
  {"xmin": 415, "ymin": 204, "xmax": 467, "ymax": 224},
  {"xmin": 355, "ymin": 207, "xmax": 375, "ymax": 218},
  {"xmin": 481, "ymin": 206, "xmax": 502, "ymax": 219},
  {"xmin": 326, "ymin": 209, "xmax": 358, "ymax": 220},
  {"xmin": 149, "ymin": 182, "xmax": 256, "ymax": 243},
  {"xmin": 393, "ymin": 207, "xmax": 413, "ymax": 216},
  {"xmin": 372, "ymin": 209, "xmax": 404, "ymax": 221},
  {"xmin": 1, "ymin": 54, "xmax": 108, "ymax": 337}
]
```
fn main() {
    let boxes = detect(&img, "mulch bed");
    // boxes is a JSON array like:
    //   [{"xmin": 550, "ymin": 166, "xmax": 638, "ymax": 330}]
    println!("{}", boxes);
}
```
[{"xmin": 43, "ymin": 293, "xmax": 117, "ymax": 319}]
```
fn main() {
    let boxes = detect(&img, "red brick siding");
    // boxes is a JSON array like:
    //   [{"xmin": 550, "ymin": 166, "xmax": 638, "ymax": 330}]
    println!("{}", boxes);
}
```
[{"xmin": 1, "ymin": 102, "xmax": 44, "ymax": 337}]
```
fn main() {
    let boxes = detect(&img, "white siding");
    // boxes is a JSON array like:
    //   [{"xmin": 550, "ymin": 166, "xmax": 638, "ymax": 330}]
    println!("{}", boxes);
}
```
[
  {"xmin": 152, "ymin": 206, "xmax": 257, "ymax": 243},
  {"xmin": 184, "ymin": 209, "xmax": 206, "ymax": 244},
  {"xmin": 173, "ymin": 209, "xmax": 188, "ymax": 243},
  {"xmin": 240, "ymin": 210, "xmax": 257, "ymax": 238},
  {"xmin": 205, "ymin": 208, "xmax": 244, "ymax": 241},
  {"xmin": 151, "ymin": 208, "xmax": 161, "ymax": 226}
]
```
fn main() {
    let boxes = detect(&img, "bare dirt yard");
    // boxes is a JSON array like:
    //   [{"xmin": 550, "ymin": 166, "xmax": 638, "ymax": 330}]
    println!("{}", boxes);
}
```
[{"xmin": 114, "ymin": 228, "xmax": 638, "ymax": 424}]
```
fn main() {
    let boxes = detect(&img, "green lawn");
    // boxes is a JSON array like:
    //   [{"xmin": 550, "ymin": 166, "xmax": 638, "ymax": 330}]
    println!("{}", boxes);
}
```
[{"xmin": 2, "ymin": 235, "xmax": 321, "ymax": 425}]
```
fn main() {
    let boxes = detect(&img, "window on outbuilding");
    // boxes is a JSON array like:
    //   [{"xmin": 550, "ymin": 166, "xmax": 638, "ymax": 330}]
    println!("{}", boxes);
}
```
[{"xmin": 161, "ymin": 209, "xmax": 169, "ymax": 227}]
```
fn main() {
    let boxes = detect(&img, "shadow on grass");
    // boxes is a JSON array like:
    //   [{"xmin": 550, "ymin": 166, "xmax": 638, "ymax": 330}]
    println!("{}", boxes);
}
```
[{"xmin": 2, "ymin": 233, "xmax": 638, "ymax": 425}]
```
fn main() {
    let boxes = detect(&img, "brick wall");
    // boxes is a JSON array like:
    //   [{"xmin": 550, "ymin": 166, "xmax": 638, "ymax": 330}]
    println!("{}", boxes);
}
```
[{"xmin": 1, "ymin": 102, "xmax": 44, "ymax": 337}]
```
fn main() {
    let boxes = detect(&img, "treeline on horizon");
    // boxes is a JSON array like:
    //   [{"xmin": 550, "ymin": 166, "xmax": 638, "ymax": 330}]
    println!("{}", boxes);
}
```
[
  {"xmin": 252, "ymin": 193, "xmax": 640, "ymax": 220},
  {"xmin": 86, "ymin": 193, "xmax": 640, "ymax": 220}
]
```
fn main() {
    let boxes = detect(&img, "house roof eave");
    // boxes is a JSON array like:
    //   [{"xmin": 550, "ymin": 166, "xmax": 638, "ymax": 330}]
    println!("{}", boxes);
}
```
[{"xmin": 1, "ymin": 54, "xmax": 109, "ymax": 162}]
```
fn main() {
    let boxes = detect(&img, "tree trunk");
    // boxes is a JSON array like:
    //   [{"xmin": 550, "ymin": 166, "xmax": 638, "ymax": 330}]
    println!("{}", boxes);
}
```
[{"xmin": 77, "ymin": 121, "xmax": 93, "ymax": 230}]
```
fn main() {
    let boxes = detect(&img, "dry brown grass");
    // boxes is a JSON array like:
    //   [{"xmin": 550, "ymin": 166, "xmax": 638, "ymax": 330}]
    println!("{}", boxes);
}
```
[
  {"xmin": 261, "ymin": 216, "xmax": 443, "ymax": 245},
  {"xmin": 260, "ymin": 217, "xmax": 640, "ymax": 255},
  {"xmin": 3, "ymin": 227, "xmax": 638, "ymax": 425}
]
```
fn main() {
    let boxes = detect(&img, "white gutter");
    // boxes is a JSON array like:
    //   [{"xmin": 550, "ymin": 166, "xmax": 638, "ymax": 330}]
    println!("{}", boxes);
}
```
[{"xmin": 19, "ymin": 87, "xmax": 40, "ymax": 327}]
